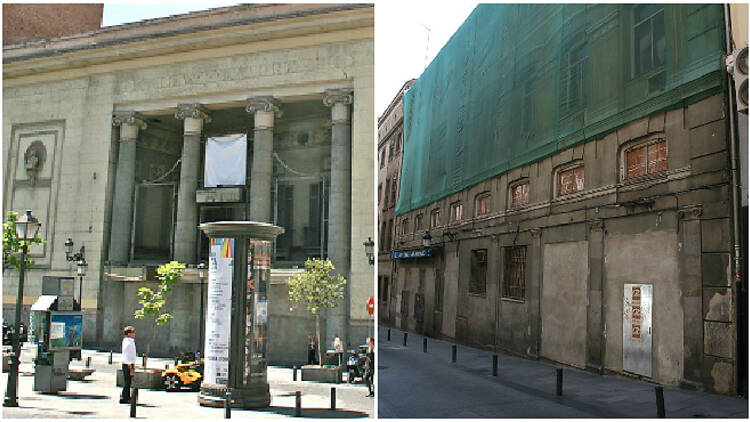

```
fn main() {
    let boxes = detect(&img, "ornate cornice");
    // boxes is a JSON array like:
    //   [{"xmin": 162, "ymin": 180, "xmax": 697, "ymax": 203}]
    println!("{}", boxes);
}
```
[
  {"xmin": 323, "ymin": 88, "xmax": 353, "ymax": 107},
  {"xmin": 245, "ymin": 96, "xmax": 282, "ymax": 117},
  {"xmin": 112, "ymin": 111, "xmax": 147, "ymax": 129},
  {"xmin": 678, "ymin": 205, "xmax": 703, "ymax": 220},
  {"xmin": 174, "ymin": 103, "xmax": 212, "ymax": 123}
]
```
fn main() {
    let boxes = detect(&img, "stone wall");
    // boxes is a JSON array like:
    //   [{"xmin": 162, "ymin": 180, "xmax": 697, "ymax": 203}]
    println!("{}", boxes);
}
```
[{"xmin": 3, "ymin": 4, "xmax": 103, "ymax": 46}]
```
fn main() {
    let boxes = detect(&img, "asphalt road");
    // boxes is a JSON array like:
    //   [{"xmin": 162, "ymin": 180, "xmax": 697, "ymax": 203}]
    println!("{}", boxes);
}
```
[{"xmin": 377, "ymin": 327, "xmax": 748, "ymax": 418}]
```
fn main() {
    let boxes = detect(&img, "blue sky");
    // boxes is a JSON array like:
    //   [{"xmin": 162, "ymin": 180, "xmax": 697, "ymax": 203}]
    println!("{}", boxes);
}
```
[{"xmin": 102, "ymin": 2, "xmax": 241, "ymax": 27}]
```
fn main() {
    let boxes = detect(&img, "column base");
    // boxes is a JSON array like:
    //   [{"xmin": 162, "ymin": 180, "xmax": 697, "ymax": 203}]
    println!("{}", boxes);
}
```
[{"xmin": 198, "ymin": 383, "xmax": 271, "ymax": 409}]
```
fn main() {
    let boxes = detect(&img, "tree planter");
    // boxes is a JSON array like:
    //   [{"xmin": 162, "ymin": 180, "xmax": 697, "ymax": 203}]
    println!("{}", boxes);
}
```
[
  {"xmin": 116, "ymin": 368, "xmax": 164, "ymax": 389},
  {"xmin": 301, "ymin": 365, "xmax": 341, "ymax": 383}
]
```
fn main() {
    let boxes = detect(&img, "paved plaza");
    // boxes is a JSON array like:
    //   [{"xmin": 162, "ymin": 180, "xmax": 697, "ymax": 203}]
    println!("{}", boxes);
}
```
[
  {"xmin": 378, "ymin": 327, "xmax": 748, "ymax": 418},
  {"xmin": 2, "ymin": 347, "xmax": 373, "ymax": 419}
]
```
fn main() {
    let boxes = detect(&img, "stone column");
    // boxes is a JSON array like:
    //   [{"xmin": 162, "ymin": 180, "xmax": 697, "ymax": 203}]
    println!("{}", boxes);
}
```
[
  {"xmin": 678, "ymin": 206, "xmax": 704, "ymax": 389},
  {"xmin": 246, "ymin": 97, "xmax": 281, "ymax": 223},
  {"xmin": 109, "ymin": 112, "xmax": 147, "ymax": 265},
  {"xmin": 586, "ymin": 219, "xmax": 605, "ymax": 373},
  {"xmin": 324, "ymin": 89, "xmax": 353, "ymax": 347},
  {"xmin": 174, "ymin": 103, "xmax": 211, "ymax": 264}
]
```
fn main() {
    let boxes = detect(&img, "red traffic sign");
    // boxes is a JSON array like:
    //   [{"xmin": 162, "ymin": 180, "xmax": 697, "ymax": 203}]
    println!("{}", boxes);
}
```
[{"xmin": 366, "ymin": 296, "xmax": 374, "ymax": 315}]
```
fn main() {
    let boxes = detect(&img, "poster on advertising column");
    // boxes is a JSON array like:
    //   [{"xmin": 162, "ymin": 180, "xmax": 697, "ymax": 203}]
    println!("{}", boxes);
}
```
[{"xmin": 204, "ymin": 238, "xmax": 234, "ymax": 386}]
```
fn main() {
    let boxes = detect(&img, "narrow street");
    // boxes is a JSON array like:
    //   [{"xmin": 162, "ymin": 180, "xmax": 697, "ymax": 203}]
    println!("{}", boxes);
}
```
[{"xmin": 377, "ymin": 327, "xmax": 748, "ymax": 418}]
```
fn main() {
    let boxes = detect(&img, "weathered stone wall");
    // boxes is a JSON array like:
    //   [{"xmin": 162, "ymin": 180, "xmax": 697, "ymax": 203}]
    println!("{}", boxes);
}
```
[
  {"xmin": 386, "ymin": 93, "xmax": 739, "ymax": 394},
  {"xmin": 3, "ymin": 4, "xmax": 103, "ymax": 46}
]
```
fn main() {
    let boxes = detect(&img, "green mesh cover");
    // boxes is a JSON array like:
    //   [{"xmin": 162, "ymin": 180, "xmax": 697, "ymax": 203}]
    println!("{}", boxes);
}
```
[{"xmin": 396, "ymin": 4, "xmax": 725, "ymax": 215}]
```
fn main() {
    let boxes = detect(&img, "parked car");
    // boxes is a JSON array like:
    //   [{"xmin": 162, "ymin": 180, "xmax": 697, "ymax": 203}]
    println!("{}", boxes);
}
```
[{"xmin": 163, "ymin": 355, "xmax": 204, "ymax": 392}]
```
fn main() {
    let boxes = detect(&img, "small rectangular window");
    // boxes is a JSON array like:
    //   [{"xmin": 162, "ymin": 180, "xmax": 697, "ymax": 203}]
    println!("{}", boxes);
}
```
[
  {"xmin": 510, "ymin": 182, "xmax": 530, "ymax": 208},
  {"xmin": 633, "ymin": 6, "xmax": 665, "ymax": 76},
  {"xmin": 503, "ymin": 246, "xmax": 526, "ymax": 300},
  {"xmin": 470, "ymin": 249, "xmax": 488, "ymax": 295},
  {"xmin": 558, "ymin": 166, "xmax": 585, "ymax": 196},
  {"xmin": 475, "ymin": 193, "xmax": 491, "ymax": 216},
  {"xmin": 450, "ymin": 202, "xmax": 463, "ymax": 222},
  {"xmin": 430, "ymin": 209, "xmax": 441, "ymax": 228}
]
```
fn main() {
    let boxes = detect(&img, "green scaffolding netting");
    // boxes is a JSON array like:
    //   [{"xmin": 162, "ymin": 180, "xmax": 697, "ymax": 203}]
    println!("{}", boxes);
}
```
[{"xmin": 396, "ymin": 4, "xmax": 726, "ymax": 216}]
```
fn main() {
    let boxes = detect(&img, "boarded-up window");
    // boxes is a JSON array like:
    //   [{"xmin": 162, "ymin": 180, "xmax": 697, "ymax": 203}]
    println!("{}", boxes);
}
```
[
  {"xmin": 470, "ymin": 249, "xmax": 488, "ymax": 294},
  {"xmin": 503, "ymin": 246, "xmax": 526, "ymax": 300},
  {"xmin": 511, "ymin": 182, "xmax": 530, "ymax": 208},
  {"xmin": 626, "ymin": 140, "xmax": 667, "ymax": 179},
  {"xmin": 430, "ymin": 208, "xmax": 441, "ymax": 228},
  {"xmin": 557, "ymin": 166, "xmax": 584, "ymax": 196},
  {"xmin": 475, "ymin": 193, "xmax": 491, "ymax": 216},
  {"xmin": 450, "ymin": 202, "xmax": 463, "ymax": 222}
]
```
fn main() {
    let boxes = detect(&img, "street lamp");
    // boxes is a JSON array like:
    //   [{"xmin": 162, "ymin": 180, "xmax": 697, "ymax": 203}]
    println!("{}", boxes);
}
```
[
  {"xmin": 5, "ymin": 210, "xmax": 41, "ymax": 407},
  {"xmin": 422, "ymin": 231, "xmax": 432, "ymax": 248},
  {"xmin": 363, "ymin": 237, "xmax": 375, "ymax": 266},
  {"xmin": 64, "ymin": 238, "xmax": 87, "ymax": 310}
]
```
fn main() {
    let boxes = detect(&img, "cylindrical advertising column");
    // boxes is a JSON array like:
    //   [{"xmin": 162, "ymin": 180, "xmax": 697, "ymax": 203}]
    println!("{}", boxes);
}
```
[{"xmin": 197, "ymin": 221, "xmax": 283, "ymax": 409}]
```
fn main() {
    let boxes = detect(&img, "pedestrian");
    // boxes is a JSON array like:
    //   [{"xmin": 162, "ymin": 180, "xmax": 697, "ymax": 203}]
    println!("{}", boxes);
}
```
[
  {"xmin": 333, "ymin": 335, "xmax": 343, "ymax": 366},
  {"xmin": 307, "ymin": 335, "xmax": 317, "ymax": 365},
  {"xmin": 120, "ymin": 325, "xmax": 136, "ymax": 404},
  {"xmin": 364, "ymin": 337, "xmax": 374, "ymax": 397}
]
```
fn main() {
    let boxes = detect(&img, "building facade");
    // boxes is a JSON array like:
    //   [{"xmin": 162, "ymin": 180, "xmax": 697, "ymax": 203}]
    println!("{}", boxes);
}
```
[
  {"xmin": 385, "ymin": 4, "xmax": 746, "ymax": 395},
  {"xmin": 3, "ymin": 4, "xmax": 375, "ymax": 363},
  {"xmin": 377, "ymin": 79, "xmax": 415, "ymax": 324}
]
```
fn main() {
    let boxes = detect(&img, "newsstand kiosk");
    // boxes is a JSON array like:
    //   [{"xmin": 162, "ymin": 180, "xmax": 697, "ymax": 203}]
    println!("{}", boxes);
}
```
[{"xmin": 29, "ymin": 276, "xmax": 83, "ymax": 393}]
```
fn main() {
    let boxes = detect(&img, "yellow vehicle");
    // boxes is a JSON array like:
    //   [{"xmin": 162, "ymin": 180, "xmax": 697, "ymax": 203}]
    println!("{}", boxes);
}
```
[{"xmin": 162, "ymin": 358, "xmax": 204, "ymax": 392}]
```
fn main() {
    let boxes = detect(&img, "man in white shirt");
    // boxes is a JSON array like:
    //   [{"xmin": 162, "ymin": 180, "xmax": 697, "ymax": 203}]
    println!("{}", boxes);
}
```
[{"xmin": 120, "ymin": 326, "xmax": 136, "ymax": 404}]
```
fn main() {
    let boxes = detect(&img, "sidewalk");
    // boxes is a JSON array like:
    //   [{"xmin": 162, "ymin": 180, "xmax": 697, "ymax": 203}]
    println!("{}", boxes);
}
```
[
  {"xmin": 378, "ymin": 326, "xmax": 748, "ymax": 418},
  {"xmin": 2, "ymin": 348, "xmax": 373, "ymax": 419}
]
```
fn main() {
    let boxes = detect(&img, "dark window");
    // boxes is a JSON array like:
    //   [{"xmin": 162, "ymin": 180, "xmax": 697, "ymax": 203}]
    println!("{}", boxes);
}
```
[
  {"xmin": 391, "ymin": 176, "xmax": 398, "ymax": 204},
  {"xmin": 389, "ymin": 140, "xmax": 395, "ymax": 161},
  {"xmin": 470, "ymin": 249, "xmax": 488, "ymax": 295},
  {"xmin": 503, "ymin": 246, "xmax": 527, "ymax": 300},
  {"xmin": 380, "ymin": 148, "xmax": 386, "ymax": 168},
  {"xmin": 633, "ymin": 5, "xmax": 665, "ymax": 76}
]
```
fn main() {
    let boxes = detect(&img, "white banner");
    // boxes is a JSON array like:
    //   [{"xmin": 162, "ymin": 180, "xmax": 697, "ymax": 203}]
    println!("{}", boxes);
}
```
[
  {"xmin": 204, "ymin": 238, "xmax": 234, "ymax": 385},
  {"xmin": 204, "ymin": 134, "xmax": 247, "ymax": 187}
]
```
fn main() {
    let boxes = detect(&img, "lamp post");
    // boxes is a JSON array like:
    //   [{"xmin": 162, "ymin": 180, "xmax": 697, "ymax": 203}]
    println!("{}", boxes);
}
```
[
  {"xmin": 363, "ymin": 237, "xmax": 375, "ymax": 266},
  {"xmin": 64, "ymin": 238, "xmax": 87, "ymax": 310},
  {"xmin": 4, "ymin": 210, "xmax": 41, "ymax": 407}
]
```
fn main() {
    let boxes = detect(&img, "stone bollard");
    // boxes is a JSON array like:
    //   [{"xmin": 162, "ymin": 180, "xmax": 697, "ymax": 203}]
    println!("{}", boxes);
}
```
[
  {"xmin": 129, "ymin": 388, "xmax": 138, "ymax": 418},
  {"xmin": 492, "ymin": 355, "xmax": 498, "ymax": 376},
  {"xmin": 330, "ymin": 387, "xmax": 336, "ymax": 410},
  {"xmin": 295, "ymin": 391, "xmax": 301, "ymax": 417},
  {"xmin": 556, "ymin": 368, "xmax": 563, "ymax": 396},
  {"xmin": 655, "ymin": 386, "xmax": 665, "ymax": 418},
  {"xmin": 451, "ymin": 345, "xmax": 457, "ymax": 363},
  {"xmin": 224, "ymin": 390, "xmax": 232, "ymax": 419}
]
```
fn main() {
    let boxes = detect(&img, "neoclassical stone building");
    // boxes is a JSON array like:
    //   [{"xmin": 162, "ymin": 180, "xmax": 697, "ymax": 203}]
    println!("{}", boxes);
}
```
[{"xmin": 3, "ymin": 4, "xmax": 374, "ymax": 363}]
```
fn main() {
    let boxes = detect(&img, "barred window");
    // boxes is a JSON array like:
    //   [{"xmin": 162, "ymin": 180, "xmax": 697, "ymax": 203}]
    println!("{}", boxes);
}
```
[
  {"xmin": 475, "ymin": 193, "xmax": 491, "ymax": 216},
  {"xmin": 470, "ymin": 249, "xmax": 488, "ymax": 295},
  {"xmin": 503, "ymin": 246, "xmax": 526, "ymax": 300}
]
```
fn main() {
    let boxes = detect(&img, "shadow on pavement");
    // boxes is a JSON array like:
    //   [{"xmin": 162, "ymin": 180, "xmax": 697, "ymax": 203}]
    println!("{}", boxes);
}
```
[
  {"xmin": 256, "ymin": 406, "xmax": 369, "ymax": 418},
  {"xmin": 44, "ymin": 392, "xmax": 111, "ymax": 400}
]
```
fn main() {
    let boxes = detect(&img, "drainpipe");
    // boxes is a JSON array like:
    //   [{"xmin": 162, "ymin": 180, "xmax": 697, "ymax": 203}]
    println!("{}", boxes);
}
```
[{"xmin": 723, "ymin": 4, "xmax": 744, "ymax": 395}]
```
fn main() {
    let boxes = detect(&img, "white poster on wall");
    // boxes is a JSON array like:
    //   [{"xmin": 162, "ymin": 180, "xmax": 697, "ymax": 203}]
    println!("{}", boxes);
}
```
[
  {"xmin": 204, "ymin": 134, "xmax": 247, "ymax": 187},
  {"xmin": 203, "ymin": 238, "xmax": 234, "ymax": 386}
]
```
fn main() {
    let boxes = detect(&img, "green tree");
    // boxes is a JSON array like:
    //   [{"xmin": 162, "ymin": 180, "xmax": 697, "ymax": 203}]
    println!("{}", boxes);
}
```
[
  {"xmin": 288, "ymin": 258, "xmax": 346, "ymax": 365},
  {"xmin": 2, "ymin": 211, "xmax": 44, "ymax": 270},
  {"xmin": 134, "ymin": 260, "xmax": 184, "ymax": 365}
]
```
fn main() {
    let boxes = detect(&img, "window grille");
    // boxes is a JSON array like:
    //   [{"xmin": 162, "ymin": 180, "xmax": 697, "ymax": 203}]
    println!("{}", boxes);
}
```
[{"xmin": 503, "ymin": 246, "xmax": 526, "ymax": 300}]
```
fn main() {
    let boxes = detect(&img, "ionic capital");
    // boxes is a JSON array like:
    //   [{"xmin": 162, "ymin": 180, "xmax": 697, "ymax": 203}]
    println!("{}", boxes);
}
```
[
  {"xmin": 678, "ymin": 205, "xmax": 703, "ymax": 221},
  {"xmin": 112, "ymin": 111, "xmax": 147, "ymax": 142},
  {"xmin": 589, "ymin": 219, "xmax": 605, "ymax": 232},
  {"xmin": 323, "ymin": 89, "xmax": 353, "ymax": 107},
  {"xmin": 246, "ymin": 97, "xmax": 282, "ymax": 116},
  {"xmin": 174, "ymin": 103, "xmax": 212, "ymax": 123}
]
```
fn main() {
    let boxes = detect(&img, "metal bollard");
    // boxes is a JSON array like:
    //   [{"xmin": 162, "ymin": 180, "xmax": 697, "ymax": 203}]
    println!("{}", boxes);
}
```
[
  {"xmin": 165, "ymin": 364, "xmax": 169, "ymax": 370},
  {"xmin": 293, "ymin": 366, "xmax": 298, "ymax": 381},
  {"xmin": 129, "ymin": 388, "xmax": 137, "ymax": 418},
  {"xmin": 492, "ymin": 355, "xmax": 498, "ymax": 376},
  {"xmin": 86, "ymin": 356, "xmax": 92, "ymax": 368},
  {"xmin": 224, "ymin": 390, "xmax": 232, "ymax": 419},
  {"xmin": 423, "ymin": 338, "xmax": 427, "ymax": 353},
  {"xmin": 330, "ymin": 387, "xmax": 336, "ymax": 410},
  {"xmin": 403, "ymin": 332, "xmax": 408, "ymax": 347},
  {"xmin": 556, "ymin": 368, "xmax": 563, "ymax": 396},
  {"xmin": 295, "ymin": 391, "xmax": 301, "ymax": 417},
  {"xmin": 142, "ymin": 355, "xmax": 147, "ymax": 367},
  {"xmin": 387, "ymin": 328, "xmax": 391, "ymax": 341},
  {"xmin": 109, "ymin": 350, "xmax": 113, "ymax": 365},
  {"xmin": 655, "ymin": 386, "xmax": 665, "ymax": 418},
  {"xmin": 451, "ymin": 345, "xmax": 457, "ymax": 363}
]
